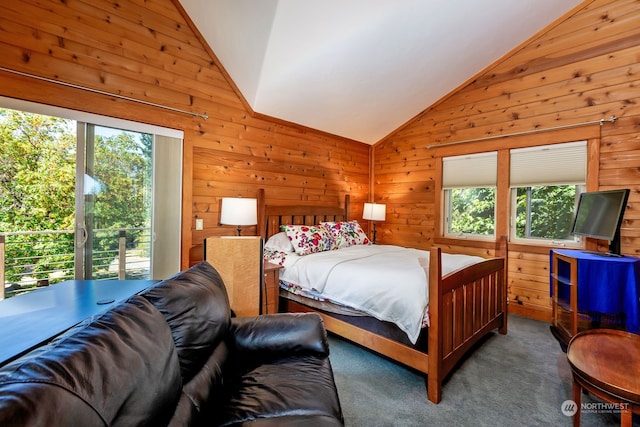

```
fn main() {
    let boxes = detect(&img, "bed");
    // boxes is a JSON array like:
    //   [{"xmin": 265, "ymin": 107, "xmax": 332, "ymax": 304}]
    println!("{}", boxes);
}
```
[{"xmin": 257, "ymin": 190, "xmax": 507, "ymax": 404}]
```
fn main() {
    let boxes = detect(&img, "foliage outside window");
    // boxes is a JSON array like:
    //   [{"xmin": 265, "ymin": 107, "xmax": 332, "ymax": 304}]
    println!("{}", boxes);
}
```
[
  {"xmin": 510, "ymin": 141, "xmax": 586, "ymax": 245},
  {"xmin": 0, "ymin": 109, "xmax": 152, "ymax": 287},
  {"xmin": 513, "ymin": 185, "xmax": 580, "ymax": 242},
  {"xmin": 442, "ymin": 151, "xmax": 497, "ymax": 240},
  {"xmin": 445, "ymin": 187, "xmax": 495, "ymax": 237}
]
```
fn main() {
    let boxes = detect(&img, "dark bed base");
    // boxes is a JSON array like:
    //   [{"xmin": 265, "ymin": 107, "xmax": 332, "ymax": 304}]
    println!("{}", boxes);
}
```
[{"xmin": 279, "ymin": 293, "xmax": 429, "ymax": 350}]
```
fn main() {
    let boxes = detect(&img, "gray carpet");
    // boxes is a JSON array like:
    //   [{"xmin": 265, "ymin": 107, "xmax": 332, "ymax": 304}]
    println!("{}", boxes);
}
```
[{"xmin": 328, "ymin": 315, "xmax": 630, "ymax": 427}]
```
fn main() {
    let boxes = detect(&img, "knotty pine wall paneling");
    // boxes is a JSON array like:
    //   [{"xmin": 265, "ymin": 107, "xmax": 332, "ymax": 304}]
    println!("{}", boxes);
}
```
[
  {"xmin": 0, "ymin": 0, "xmax": 369, "ymax": 269},
  {"xmin": 374, "ymin": 0, "xmax": 640, "ymax": 321}
]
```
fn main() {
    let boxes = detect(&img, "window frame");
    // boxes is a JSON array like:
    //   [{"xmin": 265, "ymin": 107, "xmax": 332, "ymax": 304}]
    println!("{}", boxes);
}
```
[
  {"xmin": 508, "ymin": 141, "xmax": 587, "ymax": 247},
  {"xmin": 0, "ymin": 97, "xmax": 184, "ymax": 283},
  {"xmin": 435, "ymin": 128, "xmax": 600, "ymax": 249},
  {"xmin": 443, "ymin": 187, "xmax": 497, "ymax": 241},
  {"xmin": 441, "ymin": 151, "xmax": 498, "ymax": 241},
  {"xmin": 508, "ymin": 185, "xmax": 585, "ymax": 248}
]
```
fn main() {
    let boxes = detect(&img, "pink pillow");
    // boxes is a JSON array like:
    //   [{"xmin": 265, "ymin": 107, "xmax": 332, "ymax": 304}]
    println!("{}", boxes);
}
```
[
  {"xmin": 321, "ymin": 220, "xmax": 370, "ymax": 249},
  {"xmin": 281, "ymin": 224, "xmax": 332, "ymax": 256}
]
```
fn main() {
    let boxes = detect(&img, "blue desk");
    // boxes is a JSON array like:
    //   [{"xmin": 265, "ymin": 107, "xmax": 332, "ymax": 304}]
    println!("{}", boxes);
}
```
[
  {"xmin": 551, "ymin": 249, "xmax": 640, "ymax": 334},
  {"xmin": 0, "ymin": 279, "xmax": 157, "ymax": 366}
]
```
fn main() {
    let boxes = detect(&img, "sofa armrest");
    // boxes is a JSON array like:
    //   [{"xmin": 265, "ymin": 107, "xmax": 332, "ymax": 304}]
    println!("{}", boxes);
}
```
[{"xmin": 229, "ymin": 313, "xmax": 329, "ymax": 358}]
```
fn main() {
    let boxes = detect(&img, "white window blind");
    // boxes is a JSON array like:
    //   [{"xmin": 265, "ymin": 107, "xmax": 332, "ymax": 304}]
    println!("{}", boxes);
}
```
[
  {"xmin": 443, "ymin": 152, "xmax": 497, "ymax": 188},
  {"xmin": 510, "ymin": 141, "xmax": 586, "ymax": 187}
]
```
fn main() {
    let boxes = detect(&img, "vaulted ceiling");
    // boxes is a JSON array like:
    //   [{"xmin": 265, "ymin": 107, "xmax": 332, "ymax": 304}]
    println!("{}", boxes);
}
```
[{"xmin": 178, "ymin": 0, "xmax": 584, "ymax": 144}]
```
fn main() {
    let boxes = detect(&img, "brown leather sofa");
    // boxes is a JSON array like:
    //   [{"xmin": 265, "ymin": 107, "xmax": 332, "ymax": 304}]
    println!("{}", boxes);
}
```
[{"xmin": 0, "ymin": 262, "xmax": 344, "ymax": 426}]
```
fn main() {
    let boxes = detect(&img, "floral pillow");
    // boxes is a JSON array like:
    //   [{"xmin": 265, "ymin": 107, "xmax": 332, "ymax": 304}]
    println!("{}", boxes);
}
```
[
  {"xmin": 321, "ymin": 220, "xmax": 370, "ymax": 249},
  {"xmin": 263, "ymin": 231, "xmax": 295, "ymax": 265},
  {"xmin": 281, "ymin": 224, "xmax": 332, "ymax": 256}
]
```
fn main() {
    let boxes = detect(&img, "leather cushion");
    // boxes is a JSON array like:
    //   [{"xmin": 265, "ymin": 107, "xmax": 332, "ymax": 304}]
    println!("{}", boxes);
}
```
[
  {"xmin": 217, "ymin": 355, "xmax": 344, "ymax": 426},
  {"xmin": 170, "ymin": 340, "xmax": 232, "ymax": 425},
  {"xmin": 230, "ymin": 313, "xmax": 329, "ymax": 359},
  {"xmin": 141, "ymin": 261, "xmax": 231, "ymax": 383},
  {"xmin": 0, "ymin": 295, "xmax": 182, "ymax": 426}
]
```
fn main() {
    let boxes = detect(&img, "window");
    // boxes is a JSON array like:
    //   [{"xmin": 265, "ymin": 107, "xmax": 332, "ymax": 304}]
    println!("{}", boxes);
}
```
[
  {"xmin": 513, "ymin": 185, "xmax": 581, "ymax": 240},
  {"xmin": 1, "ymin": 97, "xmax": 183, "ymax": 299},
  {"xmin": 443, "ymin": 152, "xmax": 497, "ymax": 239},
  {"xmin": 510, "ymin": 141, "xmax": 586, "ymax": 244}
]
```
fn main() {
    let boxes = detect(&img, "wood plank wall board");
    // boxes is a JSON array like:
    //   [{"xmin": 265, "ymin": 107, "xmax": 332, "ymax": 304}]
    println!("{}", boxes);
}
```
[
  {"xmin": 373, "ymin": 0, "xmax": 640, "ymax": 321},
  {"xmin": 508, "ymin": 250, "xmax": 553, "ymax": 312},
  {"xmin": 0, "ymin": 0, "xmax": 370, "ymax": 269}
]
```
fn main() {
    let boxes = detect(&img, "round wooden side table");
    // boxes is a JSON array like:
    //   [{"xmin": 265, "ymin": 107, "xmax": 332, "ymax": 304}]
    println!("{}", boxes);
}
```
[{"xmin": 567, "ymin": 329, "xmax": 640, "ymax": 427}]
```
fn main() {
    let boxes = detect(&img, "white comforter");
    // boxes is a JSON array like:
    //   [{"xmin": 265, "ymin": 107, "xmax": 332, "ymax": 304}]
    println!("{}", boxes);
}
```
[{"xmin": 280, "ymin": 244, "xmax": 484, "ymax": 344}]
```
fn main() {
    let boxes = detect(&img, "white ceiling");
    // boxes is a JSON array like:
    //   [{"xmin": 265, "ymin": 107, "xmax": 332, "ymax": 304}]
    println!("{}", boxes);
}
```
[{"xmin": 179, "ymin": 0, "xmax": 584, "ymax": 144}]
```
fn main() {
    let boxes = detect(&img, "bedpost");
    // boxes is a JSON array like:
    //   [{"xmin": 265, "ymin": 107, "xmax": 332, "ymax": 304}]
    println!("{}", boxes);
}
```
[
  {"xmin": 496, "ymin": 235, "xmax": 508, "ymax": 335},
  {"xmin": 494, "ymin": 235, "xmax": 507, "ymax": 258},
  {"xmin": 344, "ymin": 194, "xmax": 350, "ymax": 221},
  {"xmin": 427, "ymin": 247, "xmax": 443, "ymax": 404},
  {"xmin": 257, "ymin": 188, "xmax": 266, "ymax": 239}
]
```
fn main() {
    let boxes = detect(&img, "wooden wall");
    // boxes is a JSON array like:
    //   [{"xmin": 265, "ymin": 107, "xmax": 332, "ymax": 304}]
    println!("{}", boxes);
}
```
[
  {"xmin": 374, "ymin": 0, "xmax": 640, "ymax": 321},
  {"xmin": 0, "ymin": 0, "xmax": 370, "ymax": 268}
]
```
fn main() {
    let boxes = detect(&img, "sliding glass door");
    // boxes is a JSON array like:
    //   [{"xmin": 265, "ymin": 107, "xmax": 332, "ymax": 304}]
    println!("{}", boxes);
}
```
[
  {"xmin": 1, "ymin": 100, "xmax": 182, "ymax": 297},
  {"xmin": 77, "ymin": 124, "xmax": 153, "ymax": 280}
]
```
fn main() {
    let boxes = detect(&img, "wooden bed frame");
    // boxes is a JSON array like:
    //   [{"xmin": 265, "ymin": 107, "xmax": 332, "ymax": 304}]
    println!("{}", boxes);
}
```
[{"xmin": 257, "ymin": 189, "xmax": 507, "ymax": 404}]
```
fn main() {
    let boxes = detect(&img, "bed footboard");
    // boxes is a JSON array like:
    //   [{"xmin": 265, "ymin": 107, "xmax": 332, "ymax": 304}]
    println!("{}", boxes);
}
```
[{"xmin": 426, "ymin": 246, "xmax": 507, "ymax": 403}]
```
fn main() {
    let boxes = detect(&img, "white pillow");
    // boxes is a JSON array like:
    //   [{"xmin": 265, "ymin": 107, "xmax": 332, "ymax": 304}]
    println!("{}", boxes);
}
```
[{"xmin": 264, "ymin": 231, "xmax": 294, "ymax": 253}]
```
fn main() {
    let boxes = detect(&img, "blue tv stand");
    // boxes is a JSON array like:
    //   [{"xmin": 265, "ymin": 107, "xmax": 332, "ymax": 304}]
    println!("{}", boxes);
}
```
[{"xmin": 550, "ymin": 248, "xmax": 640, "ymax": 350}]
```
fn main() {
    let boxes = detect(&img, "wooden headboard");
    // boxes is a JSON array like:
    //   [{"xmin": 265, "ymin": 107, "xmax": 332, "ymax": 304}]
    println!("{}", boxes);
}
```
[{"xmin": 257, "ymin": 189, "xmax": 350, "ymax": 240}]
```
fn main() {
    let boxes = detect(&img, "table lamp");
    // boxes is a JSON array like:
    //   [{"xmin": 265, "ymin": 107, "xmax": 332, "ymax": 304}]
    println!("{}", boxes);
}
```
[
  {"xmin": 220, "ymin": 197, "xmax": 258, "ymax": 236},
  {"xmin": 363, "ymin": 202, "xmax": 386, "ymax": 244}
]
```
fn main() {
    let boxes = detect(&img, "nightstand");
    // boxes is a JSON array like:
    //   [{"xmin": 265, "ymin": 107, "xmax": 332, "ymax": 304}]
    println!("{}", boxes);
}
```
[
  {"xmin": 262, "ymin": 261, "xmax": 283, "ymax": 314},
  {"xmin": 204, "ymin": 236, "xmax": 263, "ymax": 317}
]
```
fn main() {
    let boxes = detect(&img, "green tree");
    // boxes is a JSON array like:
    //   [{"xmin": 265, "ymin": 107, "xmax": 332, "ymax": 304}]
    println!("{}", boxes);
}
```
[
  {"xmin": 1, "ymin": 111, "xmax": 153, "ymax": 286},
  {"xmin": 449, "ymin": 187, "xmax": 495, "ymax": 235},
  {"xmin": 88, "ymin": 129, "xmax": 152, "ymax": 266},
  {"xmin": 0, "ymin": 109, "xmax": 76, "ymax": 285},
  {"xmin": 0, "ymin": 109, "xmax": 76, "ymax": 232},
  {"xmin": 515, "ymin": 185, "xmax": 576, "ymax": 239}
]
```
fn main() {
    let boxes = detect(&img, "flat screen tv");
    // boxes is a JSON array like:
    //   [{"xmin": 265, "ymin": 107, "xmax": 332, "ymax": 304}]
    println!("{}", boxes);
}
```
[{"xmin": 571, "ymin": 189, "xmax": 630, "ymax": 256}]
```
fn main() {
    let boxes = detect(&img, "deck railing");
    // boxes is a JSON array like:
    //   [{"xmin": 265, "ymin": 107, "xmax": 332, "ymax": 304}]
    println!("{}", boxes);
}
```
[{"xmin": 0, "ymin": 228, "xmax": 151, "ymax": 299}]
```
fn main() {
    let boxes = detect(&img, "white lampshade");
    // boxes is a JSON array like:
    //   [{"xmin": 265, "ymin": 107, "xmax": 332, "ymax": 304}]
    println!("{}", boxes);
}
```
[
  {"xmin": 363, "ymin": 203, "xmax": 386, "ymax": 221},
  {"xmin": 220, "ymin": 197, "xmax": 258, "ymax": 226}
]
